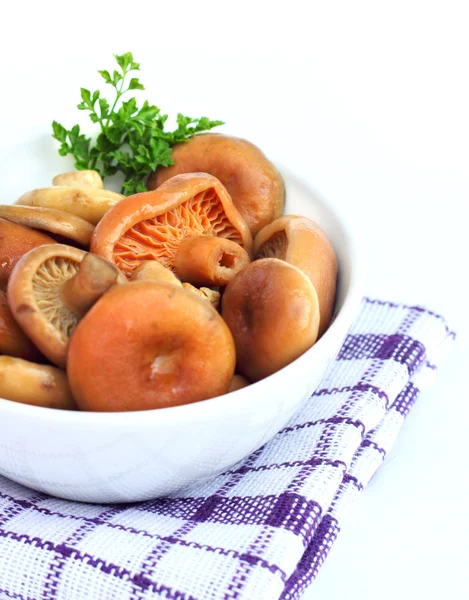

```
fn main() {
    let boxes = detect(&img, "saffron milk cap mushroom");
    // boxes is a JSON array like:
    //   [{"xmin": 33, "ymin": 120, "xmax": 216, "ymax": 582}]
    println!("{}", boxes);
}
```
[
  {"xmin": 222, "ymin": 258, "xmax": 320, "ymax": 382},
  {"xmin": 91, "ymin": 173, "xmax": 252, "ymax": 285},
  {"xmin": 0, "ymin": 218, "xmax": 55, "ymax": 285},
  {"xmin": 7, "ymin": 244, "xmax": 126, "ymax": 368},
  {"xmin": 254, "ymin": 215, "xmax": 338, "ymax": 337},
  {"xmin": 147, "ymin": 133, "xmax": 285, "ymax": 235},
  {"xmin": 0, "ymin": 290, "xmax": 43, "ymax": 361},
  {"xmin": 16, "ymin": 187, "xmax": 123, "ymax": 225},
  {"xmin": 67, "ymin": 280, "xmax": 236, "ymax": 412},
  {"xmin": 0, "ymin": 356, "xmax": 76, "ymax": 410},
  {"xmin": 0, "ymin": 205, "xmax": 94, "ymax": 248}
]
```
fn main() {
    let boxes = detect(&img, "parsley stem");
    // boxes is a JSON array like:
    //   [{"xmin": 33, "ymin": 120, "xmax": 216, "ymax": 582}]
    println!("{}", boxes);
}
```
[{"xmin": 105, "ymin": 68, "xmax": 128, "ymax": 130}]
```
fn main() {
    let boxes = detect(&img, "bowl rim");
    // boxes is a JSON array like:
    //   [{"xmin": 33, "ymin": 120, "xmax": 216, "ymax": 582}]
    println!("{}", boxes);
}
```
[{"xmin": 0, "ymin": 165, "xmax": 363, "ymax": 424}]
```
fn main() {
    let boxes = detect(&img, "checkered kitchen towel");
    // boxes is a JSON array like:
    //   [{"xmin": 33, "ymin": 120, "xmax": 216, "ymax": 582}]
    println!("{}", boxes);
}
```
[{"xmin": 0, "ymin": 298, "xmax": 455, "ymax": 600}]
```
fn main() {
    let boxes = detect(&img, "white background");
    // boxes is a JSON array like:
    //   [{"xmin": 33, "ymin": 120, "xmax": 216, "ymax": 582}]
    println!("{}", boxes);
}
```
[{"xmin": 0, "ymin": 1, "xmax": 468, "ymax": 598}]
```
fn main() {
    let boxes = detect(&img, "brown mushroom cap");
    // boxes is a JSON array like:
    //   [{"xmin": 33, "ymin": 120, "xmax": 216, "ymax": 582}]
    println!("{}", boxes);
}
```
[
  {"xmin": 0, "ymin": 356, "xmax": 76, "ymax": 410},
  {"xmin": 0, "ymin": 290, "xmax": 43, "ymax": 361},
  {"xmin": 67, "ymin": 281, "xmax": 236, "ymax": 412},
  {"xmin": 0, "ymin": 205, "xmax": 94, "ymax": 248},
  {"xmin": 0, "ymin": 218, "xmax": 55, "ymax": 285},
  {"xmin": 147, "ymin": 133, "xmax": 285, "ymax": 235},
  {"xmin": 91, "ymin": 172, "xmax": 253, "ymax": 282},
  {"xmin": 7, "ymin": 244, "xmax": 125, "ymax": 368},
  {"xmin": 254, "ymin": 215, "xmax": 338, "ymax": 337},
  {"xmin": 222, "ymin": 258, "xmax": 320, "ymax": 382}
]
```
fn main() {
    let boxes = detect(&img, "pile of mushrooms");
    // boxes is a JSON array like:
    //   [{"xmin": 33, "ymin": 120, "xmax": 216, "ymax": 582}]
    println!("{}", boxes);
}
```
[{"xmin": 0, "ymin": 134, "xmax": 337, "ymax": 413}]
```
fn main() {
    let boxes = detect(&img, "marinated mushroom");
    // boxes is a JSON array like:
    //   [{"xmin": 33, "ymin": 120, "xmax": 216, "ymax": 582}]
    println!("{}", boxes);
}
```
[
  {"xmin": 7, "ymin": 244, "xmax": 126, "ymax": 368},
  {"xmin": 254, "ymin": 215, "xmax": 337, "ymax": 337},
  {"xmin": 0, "ymin": 356, "xmax": 76, "ymax": 409},
  {"xmin": 181, "ymin": 283, "xmax": 221, "ymax": 309},
  {"xmin": 52, "ymin": 170, "xmax": 104, "ymax": 189},
  {"xmin": 173, "ymin": 235, "xmax": 250, "ymax": 287},
  {"xmin": 67, "ymin": 281, "xmax": 236, "ymax": 411},
  {"xmin": 16, "ymin": 187, "xmax": 123, "ymax": 225},
  {"xmin": 222, "ymin": 258, "xmax": 320, "ymax": 382},
  {"xmin": 0, "ymin": 218, "xmax": 55, "ymax": 285},
  {"xmin": 0, "ymin": 290, "xmax": 43, "ymax": 361},
  {"xmin": 0, "ymin": 205, "xmax": 94, "ymax": 248},
  {"xmin": 147, "ymin": 134, "xmax": 285, "ymax": 235},
  {"xmin": 91, "ymin": 172, "xmax": 253, "ymax": 285}
]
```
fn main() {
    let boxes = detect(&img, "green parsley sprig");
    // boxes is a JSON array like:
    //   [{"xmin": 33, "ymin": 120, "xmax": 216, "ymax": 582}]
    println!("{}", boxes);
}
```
[{"xmin": 52, "ymin": 52, "xmax": 224, "ymax": 195}]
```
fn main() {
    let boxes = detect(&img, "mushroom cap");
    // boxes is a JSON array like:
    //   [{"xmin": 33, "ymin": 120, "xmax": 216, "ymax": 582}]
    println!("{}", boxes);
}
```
[
  {"xmin": 147, "ymin": 133, "xmax": 285, "ymax": 235},
  {"xmin": 0, "ymin": 290, "xmax": 43, "ymax": 361},
  {"xmin": 16, "ymin": 187, "xmax": 123, "ymax": 225},
  {"xmin": 91, "ymin": 172, "xmax": 253, "ymax": 278},
  {"xmin": 0, "ymin": 356, "xmax": 76, "ymax": 410},
  {"xmin": 221, "ymin": 258, "xmax": 320, "ymax": 382},
  {"xmin": 67, "ymin": 280, "xmax": 236, "ymax": 412},
  {"xmin": 7, "ymin": 244, "xmax": 87, "ymax": 367},
  {"xmin": 254, "ymin": 215, "xmax": 338, "ymax": 337},
  {"xmin": 0, "ymin": 217, "xmax": 55, "ymax": 285},
  {"xmin": 0, "ymin": 205, "xmax": 94, "ymax": 248},
  {"xmin": 7, "ymin": 244, "xmax": 126, "ymax": 368}
]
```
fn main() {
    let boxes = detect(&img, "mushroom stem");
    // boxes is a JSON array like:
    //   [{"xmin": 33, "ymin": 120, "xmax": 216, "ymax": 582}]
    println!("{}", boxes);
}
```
[
  {"xmin": 174, "ymin": 236, "xmax": 250, "ymax": 286},
  {"xmin": 60, "ymin": 254, "xmax": 124, "ymax": 316}
]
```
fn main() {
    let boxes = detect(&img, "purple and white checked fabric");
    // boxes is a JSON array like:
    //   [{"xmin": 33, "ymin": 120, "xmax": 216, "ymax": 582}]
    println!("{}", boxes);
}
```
[{"xmin": 0, "ymin": 298, "xmax": 455, "ymax": 600}]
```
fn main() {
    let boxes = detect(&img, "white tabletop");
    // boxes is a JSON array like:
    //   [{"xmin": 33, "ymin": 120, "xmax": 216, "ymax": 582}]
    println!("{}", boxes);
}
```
[{"xmin": 1, "ymin": 1, "xmax": 468, "ymax": 598}]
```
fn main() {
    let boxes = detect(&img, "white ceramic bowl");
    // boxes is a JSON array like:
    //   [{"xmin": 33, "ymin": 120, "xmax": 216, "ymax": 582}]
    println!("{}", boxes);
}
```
[{"xmin": 0, "ymin": 167, "xmax": 362, "ymax": 503}]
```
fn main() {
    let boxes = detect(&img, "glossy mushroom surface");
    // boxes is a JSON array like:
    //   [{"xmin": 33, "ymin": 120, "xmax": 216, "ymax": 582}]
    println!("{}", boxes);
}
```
[
  {"xmin": 254, "ymin": 215, "xmax": 337, "ymax": 337},
  {"xmin": 67, "ymin": 281, "xmax": 236, "ymax": 411},
  {"xmin": 0, "ymin": 290, "xmax": 43, "ymax": 361},
  {"xmin": 0, "ymin": 356, "xmax": 76, "ymax": 410},
  {"xmin": 147, "ymin": 133, "xmax": 285, "ymax": 235},
  {"xmin": 0, "ymin": 218, "xmax": 55, "ymax": 285},
  {"xmin": 7, "ymin": 244, "xmax": 125, "ymax": 368},
  {"xmin": 222, "ymin": 258, "xmax": 320, "ymax": 382},
  {"xmin": 16, "ymin": 187, "xmax": 123, "ymax": 225},
  {"xmin": 91, "ymin": 172, "xmax": 253, "ymax": 283},
  {"xmin": 0, "ymin": 205, "xmax": 94, "ymax": 248},
  {"xmin": 174, "ymin": 236, "xmax": 250, "ymax": 286}
]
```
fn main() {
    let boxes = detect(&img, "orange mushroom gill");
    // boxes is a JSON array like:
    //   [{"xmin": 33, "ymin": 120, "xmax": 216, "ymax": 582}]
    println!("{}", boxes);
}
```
[{"xmin": 91, "ymin": 173, "xmax": 253, "ymax": 284}]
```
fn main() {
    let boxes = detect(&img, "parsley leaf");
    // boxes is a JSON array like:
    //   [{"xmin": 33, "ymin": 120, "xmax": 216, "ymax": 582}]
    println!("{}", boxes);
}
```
[{"xmin": 52, "ymin": 52, "xmax": 223, "ymax": 195}]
